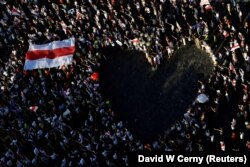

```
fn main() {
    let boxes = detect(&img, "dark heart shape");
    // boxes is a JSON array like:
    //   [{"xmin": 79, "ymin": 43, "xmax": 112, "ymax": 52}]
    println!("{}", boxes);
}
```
[{"xmin": 100, "ymin": 45, "xmax": 214, "ymax": 142}]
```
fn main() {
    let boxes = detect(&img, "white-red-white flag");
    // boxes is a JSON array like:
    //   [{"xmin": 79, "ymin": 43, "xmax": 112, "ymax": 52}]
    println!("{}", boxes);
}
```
[
  {"xmin": 220, "ymin": 141, "xmax": 225, "ymax": 151},
  {"xmin": 205, "ymin": 5, "xmax": 213, "ymax": 11},
  {"xmin": 29, "ymin": 106, "xmax": 38, "ymax": 112},
  {"xmin": 130, "ymin": 38, "xmax": 140, "ymax": 44},
  {"xmin": 10, "ymin": 7, "xmax": 21, "ymax": 16},
  {"xmin": 223, "ymin": 30, "xmax": 229, "ymax": 38},
  {"xmin": 231, "ymin": 40, "xmax": 240, "ymax": 51},
  {"xmin": 24, "ymin": 38, "xmax": 75, "ymax": 70}
]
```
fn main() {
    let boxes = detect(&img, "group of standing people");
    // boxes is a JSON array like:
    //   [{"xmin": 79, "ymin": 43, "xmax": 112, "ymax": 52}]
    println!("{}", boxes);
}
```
[{"xmin": 0, "ymin": 0, "xmax": 250, "ymax": 166}]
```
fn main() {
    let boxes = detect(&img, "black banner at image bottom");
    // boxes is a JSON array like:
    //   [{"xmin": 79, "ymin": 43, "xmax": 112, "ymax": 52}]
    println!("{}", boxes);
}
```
[{"xmin": 127, "ymin": 152, "xmax": 250, "ymax": 167}]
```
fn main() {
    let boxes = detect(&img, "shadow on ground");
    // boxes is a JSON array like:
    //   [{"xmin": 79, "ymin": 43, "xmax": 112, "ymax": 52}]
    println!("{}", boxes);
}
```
[{"xmin": 99, "ymin": 45, "xmax": 214, "ymax": 143}]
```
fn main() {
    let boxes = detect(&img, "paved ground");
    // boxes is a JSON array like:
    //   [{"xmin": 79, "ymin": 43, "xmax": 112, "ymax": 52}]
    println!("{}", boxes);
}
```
[{"xmin": 99, "ymin": 45, "xmax": 214, "ymax": 142}]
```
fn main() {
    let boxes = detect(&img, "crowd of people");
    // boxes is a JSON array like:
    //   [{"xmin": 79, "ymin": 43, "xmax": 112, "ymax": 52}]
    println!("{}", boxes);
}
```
[{"xmin": 0, "ymin": 0, "xmax": 250, "ymax": 166}]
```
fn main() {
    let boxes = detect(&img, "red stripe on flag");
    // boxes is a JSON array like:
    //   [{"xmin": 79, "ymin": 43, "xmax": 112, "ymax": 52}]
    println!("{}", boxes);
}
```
[
  {"xmin": 131, "ymin": 38, "xmax": 140, "ymax": 43},
  {"xmin": 25, "ymin": 46, "xmax": 75, "ymax": 60},
  {"xmin": 205, "ymin": 5, "xmax": 213, "ymax": 10},
  {"xmin": 231, "ymin": 44, "xmax": 240, "ymax": 51},
  {"xmin": 32, "ymin": 106, "xmax": 36, "ymax": 111}
]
